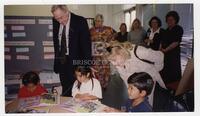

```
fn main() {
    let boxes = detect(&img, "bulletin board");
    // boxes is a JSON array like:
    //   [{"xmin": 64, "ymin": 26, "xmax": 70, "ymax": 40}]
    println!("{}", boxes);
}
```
[
  {"xmin": 4, "ymin": 16, "xmax": 54, "ymax": 74},
  {"xmin": 4, "ymin": 16, "xmax": 94, "ymax": 75}
]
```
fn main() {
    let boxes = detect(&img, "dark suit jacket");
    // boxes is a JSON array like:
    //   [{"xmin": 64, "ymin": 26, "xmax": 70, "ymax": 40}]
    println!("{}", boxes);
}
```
[
  {"xmin": 145, "ymin": 28, "xmax": 165, "ymax": 50},
  {"xmin": 53, "ymin": 13, "xmax": 92, "ymax": 79}
]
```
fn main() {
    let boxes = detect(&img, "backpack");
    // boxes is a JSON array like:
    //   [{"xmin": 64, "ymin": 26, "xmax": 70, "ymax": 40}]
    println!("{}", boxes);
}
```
[{"xmin": 153, "ymin": 83, "xmax": 190, "ymax": 112}]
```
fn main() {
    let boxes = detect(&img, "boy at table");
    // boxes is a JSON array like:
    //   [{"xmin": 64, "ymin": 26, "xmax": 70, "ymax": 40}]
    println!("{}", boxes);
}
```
[
  {"xmin": 104, "ymin": 72, "xmax": 154, "ymax": 112},
  {"xmin": 18, "ymin": 71, "xmax": 47, "ymax": 98}
]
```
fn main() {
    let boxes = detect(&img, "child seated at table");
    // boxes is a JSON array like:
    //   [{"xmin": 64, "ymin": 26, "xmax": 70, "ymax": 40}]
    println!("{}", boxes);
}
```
[
  {"xmin": 104, "ymin": 72, "xmax": 154, "ymax": 112},
  {"xmin": 72, "ymin": 65, "xmax": 102, "ymax": 101},
  {"xmin": 18, "ymin": 71, "xmax": 48, "ymax": 98}
]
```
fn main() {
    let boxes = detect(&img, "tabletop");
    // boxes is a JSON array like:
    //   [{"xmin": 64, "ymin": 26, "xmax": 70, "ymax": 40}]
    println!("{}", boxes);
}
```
[{"xmin": 5, "ymin": 96, "xmax": 108, "ymax": 113}]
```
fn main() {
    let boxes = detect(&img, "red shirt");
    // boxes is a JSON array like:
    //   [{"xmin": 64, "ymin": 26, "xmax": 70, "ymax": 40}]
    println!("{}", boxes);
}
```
[{"xmin": 18, "ymin": 84, "xmax": 48, "ymax": 98}]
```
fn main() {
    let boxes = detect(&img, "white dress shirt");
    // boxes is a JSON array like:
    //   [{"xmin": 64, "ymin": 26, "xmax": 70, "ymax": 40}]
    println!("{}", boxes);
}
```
[
  {"xmin": 147, "ymin": 28, "xmax": 160, "ymax": 46},
  {"xmin": 58, "ymin": 12, "xmax": 71, "ymax": 55},
  {"xmin": 149, "ymin": 28, "xmax": 160, "ymax": 40}
]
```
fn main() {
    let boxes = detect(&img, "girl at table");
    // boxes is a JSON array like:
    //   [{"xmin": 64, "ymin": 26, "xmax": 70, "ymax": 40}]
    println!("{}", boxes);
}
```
[
  {"xmin": 72, "ymin": 65, "xmax": 102, "ymax": 101},
  {"xmin": 18, "ymin": 71, "xmax": 48, "ymax": 98}
]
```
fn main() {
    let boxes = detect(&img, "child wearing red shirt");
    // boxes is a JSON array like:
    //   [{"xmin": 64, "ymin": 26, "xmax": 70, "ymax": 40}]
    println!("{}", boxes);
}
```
[{"xmin": 18, "ymin": 71, "xmax": 48, "ymax": 98}]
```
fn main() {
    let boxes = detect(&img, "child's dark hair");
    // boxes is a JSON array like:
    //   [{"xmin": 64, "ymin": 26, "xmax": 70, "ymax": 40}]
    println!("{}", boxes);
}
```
[
  {"xmin": 127, "ymin": 72, "xmax": 154, "ymax": 96},
  {"xmin": 22, "ymin": 71, "xmax": 40, "ymax": 86},
  {"xmin": 75, "ymin": 65, "xmax": 94, "ymax": 90}
]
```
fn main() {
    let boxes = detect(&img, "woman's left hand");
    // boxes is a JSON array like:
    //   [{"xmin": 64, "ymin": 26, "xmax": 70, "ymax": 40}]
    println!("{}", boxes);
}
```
[{"xmin": 160, "ymin": 48, "xmax": 167, "ymax": 53}]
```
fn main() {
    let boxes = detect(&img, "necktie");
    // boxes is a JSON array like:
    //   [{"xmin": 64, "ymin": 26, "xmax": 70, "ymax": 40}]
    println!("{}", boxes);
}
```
[{"xmin": 60, "ymin": 25, "xmax": 67, "ymax": 64}]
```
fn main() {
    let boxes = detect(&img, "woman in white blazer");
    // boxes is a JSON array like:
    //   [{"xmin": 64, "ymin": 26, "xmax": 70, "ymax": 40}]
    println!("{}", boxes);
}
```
[{"xmin": 106, "ymin": 41, "xmax": 166, "ymax": 106}]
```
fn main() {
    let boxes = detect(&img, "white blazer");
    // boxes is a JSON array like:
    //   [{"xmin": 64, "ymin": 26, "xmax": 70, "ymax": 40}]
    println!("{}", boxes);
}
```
[{"xmin": 115, "ymin": 45, "xmax": 166, "ymax": 106}]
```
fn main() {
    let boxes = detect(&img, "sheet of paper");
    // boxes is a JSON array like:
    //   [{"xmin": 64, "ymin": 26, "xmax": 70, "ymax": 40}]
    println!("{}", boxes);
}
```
[
  {"xmin": 44, "ymin": 47, "xmax": 54, "ymax": 53},
  {"xmin": 5, "ymin": 47, "xmax": 10, "ymax": 52},
  {"xmin": 38, "ymin": 19, "xmax": 52, "ymax": 24},
  {"xmin": 5, "ymin": 41, "xmax": 35, "ymax": 46},
  {"xmin": 48, "ymin": 25, "xmax": 53, "ymax": 30},
  {"xmin": 42, "ymin": 41, "xmax": 53, "ymax": 46},
  {"xmin": 16, "ymin": 47, "xmax": 29, "ymax": 53},
  {"xmin": 6, "ymin": 74, "xmax": 21, "ymax": 80},
  {"xmin": 16, "ymin": 55, "xmax": 29, "ymax": 60},
  {"xmin": 12, "ymin": 32, "xmax": 26, "ymax": 37},
  {"xmin": 44, "ymin": 54, "xmax": 54, "ymax": 59},
  {"xmin": 5, "ymin": 19, "xmax": 35, "ymax": 24},
  {"xmin": 11, "ymin": 26, "xmax": 25, "ymax": 30},
  {"xmin": 47, "ymin": 31, "xmax": 53, "ymax": 37},
  {"xmin": 5, "ymin": 55, "xmax": 11, "ymax": 60}
]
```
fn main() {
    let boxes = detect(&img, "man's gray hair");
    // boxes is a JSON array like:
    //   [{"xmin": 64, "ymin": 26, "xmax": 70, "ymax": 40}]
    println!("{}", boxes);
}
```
[
  {"xmin": 95, "ymin": 14, "xmax": 104, "ymax": 22},
  {"xmin": 51, "ymin": 5, "xmax": 68, "ymax": 13}
]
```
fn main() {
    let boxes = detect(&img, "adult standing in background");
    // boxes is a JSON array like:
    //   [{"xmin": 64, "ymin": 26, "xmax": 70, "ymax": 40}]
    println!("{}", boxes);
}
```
[
  {"xmin": 160, "ymin": 11, "xmax": 184, "ymax": 84},
  {"xmin": 51, "ymin": 5, "xmax": 92, "ymax": 96},
  {"xmin": 115, "ymin": 23, "xmax": 128, "ymax": 42},
  {"xmin": 90, "ymin": 14, "xmax": 115, "ymax": 89},
  {"xmin": 128, "ymin": 18, "xmax": 146, "ymax": 45},
  {"xmin": 144, "ymin": 16, "xmax": 165, "ymax": 50}
]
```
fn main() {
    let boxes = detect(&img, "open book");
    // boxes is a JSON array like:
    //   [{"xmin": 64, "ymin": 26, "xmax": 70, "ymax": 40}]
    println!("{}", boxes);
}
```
[
  {"xmin": 18, "ymin": 96, "xmax": 41, "ymax": 109},
  {"xmin": 60, "ymin": 98, "xmax": 104, "ymax": 113},
  {"xmin": 40, "ymin": 93, "xmax": 57, "ymax": 105},
  {"xmin": 18, "ymin": 93, "xmax": 57, "ymax": 109}
]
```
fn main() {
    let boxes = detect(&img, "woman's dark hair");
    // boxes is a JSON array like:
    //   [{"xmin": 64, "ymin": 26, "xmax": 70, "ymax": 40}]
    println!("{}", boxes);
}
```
[
  {"xmin": 22, "ymin": 71, "xmax": 40, "ymax": 86},
  {"xmin": 120, "ymin": 23, "xmax": 127, "ymax": 30},
  {"xmin": 166, "ymin": 11, "xmax": 180, "ymax": 24},
  {"xmin": 75, "ymin": 65, "xmax": 94, "ymax": 90},
  {"xmin": 127, "ymin": 72, "xmax": 154, "ymax": 96},
  {"xmin": 148, "ymin": 16, "xmax": 162, "ymax": 27}
]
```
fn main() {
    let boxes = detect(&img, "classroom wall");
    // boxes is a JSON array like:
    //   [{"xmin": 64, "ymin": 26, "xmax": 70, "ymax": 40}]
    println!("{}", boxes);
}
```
[
  {"xmin": 112, "ymin": 5, "xmax": 134, "ymax": 32},
  {"xmin": 4, "ymin": 5, "xmax": 132, "ymax": 31},
  {"xmin": 95, "ymin": 5, "xmax": 123, "ymax": 31},
  {"xmin": 4, "ymin": 4, "xmax": 193, "ymax": 32},
  {"xmin": 138, "ymin": 4, "xmax": 170, "ymax": 30},
  {"xmin": 95, "ymin": 4, "xmax": 135, "ymax": 31},
  {"xmin": 4, "ymin": 5, "xmax": 96, "ymax": 18}
]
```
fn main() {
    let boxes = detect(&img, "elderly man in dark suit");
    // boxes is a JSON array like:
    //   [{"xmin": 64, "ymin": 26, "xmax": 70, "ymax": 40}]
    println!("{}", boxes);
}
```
[{"xmin": 51, "ymin": 5, "xmax": 92, "ymax": 96}]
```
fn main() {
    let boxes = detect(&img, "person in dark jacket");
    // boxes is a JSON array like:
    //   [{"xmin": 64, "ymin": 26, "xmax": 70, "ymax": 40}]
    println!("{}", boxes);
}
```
[
  {"xmin": 51, "ymin": 5, "xmax": 92, "ymax": 96},
  {"xmin": 115, "ymin": 23, "xmax": 128, "ymax": 42},
  {"xmin": 144, "ymin": 16, "xmax": 165, "ymax": 50},
  {"xmin": 160, "ymin": 11, "xmax": 184, "ymax": 84}
]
